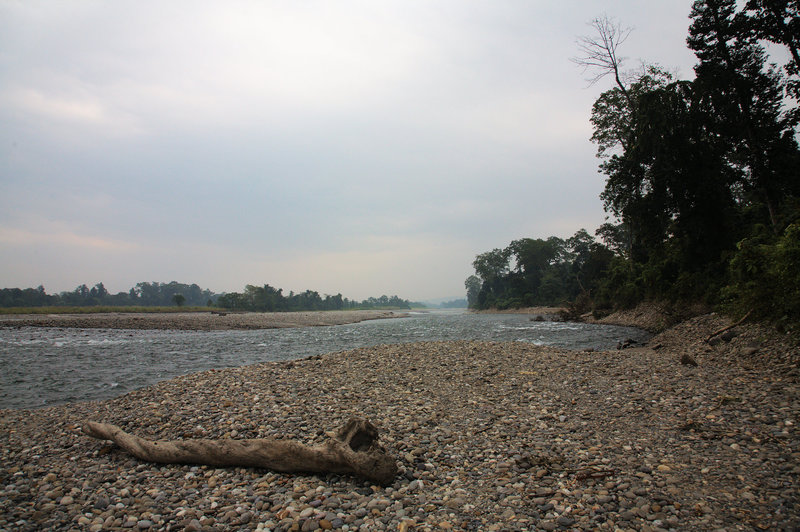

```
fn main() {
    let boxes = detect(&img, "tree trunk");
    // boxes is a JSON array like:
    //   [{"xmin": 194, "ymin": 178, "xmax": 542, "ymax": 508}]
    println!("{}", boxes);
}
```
[{"xmin": 83, "ymin": 417, "xmax": 398, "ymax": 485}]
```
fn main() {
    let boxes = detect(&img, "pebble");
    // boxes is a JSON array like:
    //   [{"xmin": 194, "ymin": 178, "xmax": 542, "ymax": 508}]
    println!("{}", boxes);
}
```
[
  {"xmin": 556, "ymin": 515, "xmax": 575, "ymax": 526},
  {"xmin": 1, "ymin": 313, "xmax": 798, "ymax": 531}
]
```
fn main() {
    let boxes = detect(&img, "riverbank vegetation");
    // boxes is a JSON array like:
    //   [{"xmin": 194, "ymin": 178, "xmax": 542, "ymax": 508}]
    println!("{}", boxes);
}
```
[
  {"xmin": 0, "ymin": 306, "xmax": 216, "ymax": 315},
  {"xmin": 0, "ymin": 281, "xmax": 412, "ymax": 313},
  {"xmin": 468, "ymin": 0, "xmax": 799, "ymax": 334},
  {"xmin": 0, "ymin": 282, "xmax": 216, "ymax": 309},
  {"xmin": 215, "ymin": 285, "xmax": 411, "ymax": 312}
]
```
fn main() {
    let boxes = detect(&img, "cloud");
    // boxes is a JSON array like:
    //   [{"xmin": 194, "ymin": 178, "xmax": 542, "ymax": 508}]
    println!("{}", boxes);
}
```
[
  {"xmin": 0, "ymin": 223, "xmax": 139, "ymax": 253},
  {"xmin": 220, "ymin": 233, "xmax": 476, "ymax": 301},
  {"xmin": 11, "ymin": 87, "xmax": 109, "ymax": 125},
  {"xmin": 0, "ymin": 1, "xmax": 703, "ymax": 299}
]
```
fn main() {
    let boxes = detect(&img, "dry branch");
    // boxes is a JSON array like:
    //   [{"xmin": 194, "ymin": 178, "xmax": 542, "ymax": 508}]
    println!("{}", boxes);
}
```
[
  {"xmin": 83, "ymin": 417, "xmax": 398, "ymax": 485},
  {"xmin": 572, "ymin": 15, "xmax": 633, "ymax": 97},
  {"xmin": 705, "ymin": 310, "xmax": 752, "ymax": 343}
]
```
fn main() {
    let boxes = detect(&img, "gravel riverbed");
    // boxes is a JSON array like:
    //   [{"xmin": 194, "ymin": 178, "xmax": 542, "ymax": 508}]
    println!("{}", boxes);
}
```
[
  {"xmin": 0, "ymin": 310, "xmax": 406, "ymax": 331},
  {"xmin": 1, "ymin": 314, "xmax": 798, "ymax": 531}
]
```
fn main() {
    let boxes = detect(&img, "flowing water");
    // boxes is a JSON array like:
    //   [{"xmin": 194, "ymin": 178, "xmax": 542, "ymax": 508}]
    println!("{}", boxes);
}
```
[{"xmin": 0, "ymin": 310, "xmax": 649, "ymax": 410}]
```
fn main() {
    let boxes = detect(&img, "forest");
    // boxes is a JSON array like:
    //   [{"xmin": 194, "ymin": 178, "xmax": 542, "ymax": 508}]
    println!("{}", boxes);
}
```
[
  {"xmin": 0, "ymin": 282, "xmax": 411, "ymax": 312},
  {"xmin": 0, "ymin": 282, "xmax": 215, "ymax": 308},
  {"xmin": 467, "ymin": 0, "xmax": 799, "ymax": 333},
  {"xmin": 215, "ymin": 286, "xmax": 411, "ymax": 311}
]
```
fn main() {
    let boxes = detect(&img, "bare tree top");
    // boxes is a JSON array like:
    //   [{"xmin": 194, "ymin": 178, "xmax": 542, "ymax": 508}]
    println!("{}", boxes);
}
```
[{"xmin": 572, "ymin": 15, "xmax": 633, "ymax": 97}]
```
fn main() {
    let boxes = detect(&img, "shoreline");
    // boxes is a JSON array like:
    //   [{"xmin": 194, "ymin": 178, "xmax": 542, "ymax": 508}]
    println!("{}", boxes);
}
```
[
  {"xmin": 1, "ymin": 314, "xmax": 798, "ymax": 530},
  {"xmin": 581, "ymin": 302, "xmax": 715, "ymax": 333},
  {"xmin": 0, "ymin": 309, "xmax": 408, "ymax": 331},
  {"xmin": 471, "ymin": 306, "xmax": 567, "ymax": 317},
  {"xmin": 470, "ymin": 303, "xmax": 707, "ymax": 333}
]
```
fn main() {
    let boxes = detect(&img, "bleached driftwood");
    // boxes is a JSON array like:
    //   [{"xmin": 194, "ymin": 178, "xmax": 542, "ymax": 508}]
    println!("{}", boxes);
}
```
[{"xmin": 83, "ymin": 417, "xmax": 397, "ymax": 485}]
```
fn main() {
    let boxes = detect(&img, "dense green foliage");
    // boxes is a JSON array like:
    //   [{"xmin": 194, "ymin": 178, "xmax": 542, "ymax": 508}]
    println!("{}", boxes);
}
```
[
  {"xmin": 0, "ymin": 282, "xmax": 216, "ymax": 308},
  {"xmin": 0, "ymin": 281, "xmax": 411, "ymax": 313},
  {"xmin": 465, "ymin": 230, "xmax": 615, "ymax": 311},
  {"xmin": 0, "ymin": 306, "xmax": 214, "ymax": 315},
  {"xmin": 216, "ymin": 285, "xmax": 410, "ymax": 311},
  {"xmin": 468, "ymin": 0, "xmax": 799, "ymax": 332},
  {"xmin": 722, "ymin": 222, "xmax": 800, "ymax": 331}
]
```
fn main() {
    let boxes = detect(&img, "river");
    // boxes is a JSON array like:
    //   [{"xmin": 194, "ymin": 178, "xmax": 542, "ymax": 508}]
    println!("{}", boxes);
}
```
[{"xmin": 0, "ymin": 310, "xmax": 649, "ymax": 410}]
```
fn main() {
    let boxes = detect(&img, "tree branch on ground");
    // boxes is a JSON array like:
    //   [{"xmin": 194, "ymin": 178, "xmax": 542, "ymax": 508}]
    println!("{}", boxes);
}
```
[
  {"xmin": 83, "ymin": 417, "xmax": 398, "ymax": 485},
  {"xmin": 705, "ymin": 310, "xmax": 753, "ymax": 343}
]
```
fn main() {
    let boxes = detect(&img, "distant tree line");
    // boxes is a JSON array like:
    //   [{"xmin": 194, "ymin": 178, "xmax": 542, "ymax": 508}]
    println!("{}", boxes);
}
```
[
  {"xmin": 0, "ymin": 282, "xmax": 216, "ymax": 308},
  {"xmin": 438, "ymin": 299, "xmax": 467, "ymax": 308},
  {"xmin": 215, "ymin": 285, "xmax": 410, "ymax": 311},
  {"xmin": 469, "ymin": 1, "xmax": 800, "ymax": 333},
  {"xmin": 0, "ymin": 281, "xmax": 412, "ymax": 313}
]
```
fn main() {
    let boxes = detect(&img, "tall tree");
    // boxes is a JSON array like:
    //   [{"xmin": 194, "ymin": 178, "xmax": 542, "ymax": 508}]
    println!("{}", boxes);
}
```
[
  {"xmin": 464, "ymin": 275, "xmax": 482, "ymax": 309},
  {"xmin": 471, "ymin": 248, "xmax": 513, "ymax": 308},
  {"xmin": 743, "ymin": 0, "xmax": 800, "ymax": 118},
  {"xmin": 582, "ymin": 8, "xmax": 761, "ymax": 301},
  {"xmin": 688, "ymin": 0, "xmax": 799, "ymax": 232},
  {"xmin": 591, "ymin": 66, "xmax": 677, "ymax": 263}
]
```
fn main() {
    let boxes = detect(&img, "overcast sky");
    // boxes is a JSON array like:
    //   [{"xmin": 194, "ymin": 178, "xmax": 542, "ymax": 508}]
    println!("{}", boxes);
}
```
[{"xmin": 0, "ymin": 1, "xmax": 700, "ymax": 301}]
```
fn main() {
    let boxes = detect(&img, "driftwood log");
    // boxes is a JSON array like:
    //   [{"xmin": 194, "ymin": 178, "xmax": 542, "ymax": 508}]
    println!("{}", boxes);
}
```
[
  {"xmin": 83, "ymin": 417, "xmax": 398, "ymax": 485},
  {"xmin": 705, "ymin": 309, "xmax": 752, "ymax": 343}
]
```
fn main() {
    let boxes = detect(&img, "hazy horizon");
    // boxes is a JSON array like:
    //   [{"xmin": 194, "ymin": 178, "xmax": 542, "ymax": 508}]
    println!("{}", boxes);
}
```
[{"xmin": 1, "ymin": 1, "xmax": 700, "ymax": 301}]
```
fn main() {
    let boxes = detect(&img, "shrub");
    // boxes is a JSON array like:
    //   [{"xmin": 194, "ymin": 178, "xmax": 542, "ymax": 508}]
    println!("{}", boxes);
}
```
[{"xmin": 722, "ymin": 223, "xmax": 800, "ymax": 334}]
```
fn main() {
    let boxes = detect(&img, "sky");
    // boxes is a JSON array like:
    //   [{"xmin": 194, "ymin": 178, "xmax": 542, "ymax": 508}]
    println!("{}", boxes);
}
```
[{"xmin": 0, "ymin": 1, "xmax": 701, "ymax": 302}]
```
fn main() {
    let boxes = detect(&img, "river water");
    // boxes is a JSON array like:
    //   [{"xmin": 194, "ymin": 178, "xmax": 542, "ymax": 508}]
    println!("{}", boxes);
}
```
[{"xmin": 0, "ymin": 310, "xmax": 648, "ymax": 410}]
